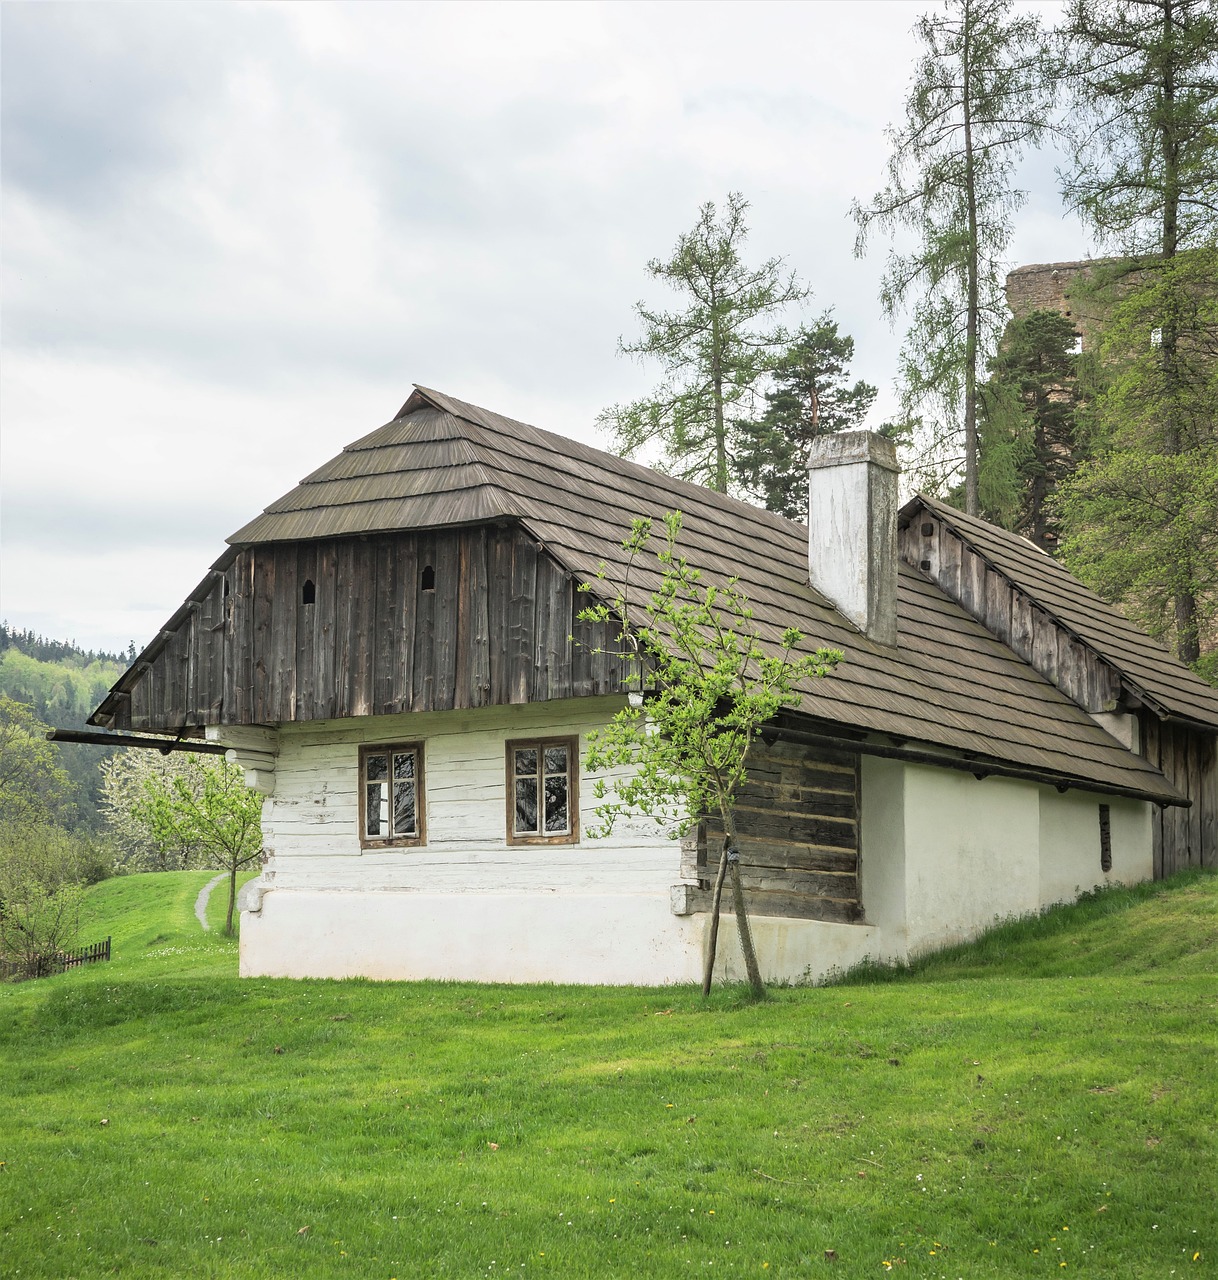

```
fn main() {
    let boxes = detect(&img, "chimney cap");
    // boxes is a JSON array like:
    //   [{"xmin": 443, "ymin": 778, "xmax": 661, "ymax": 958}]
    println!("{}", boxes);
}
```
[{"xmin": 807, "ymin": 430, "xmax": 898, "ymax": 474}]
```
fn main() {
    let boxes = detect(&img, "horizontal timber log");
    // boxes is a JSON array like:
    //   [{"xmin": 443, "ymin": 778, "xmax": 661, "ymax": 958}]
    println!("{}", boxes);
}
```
[{"xmin": 688, "ymin": 887, "xmax": 862, "ymax": 925}]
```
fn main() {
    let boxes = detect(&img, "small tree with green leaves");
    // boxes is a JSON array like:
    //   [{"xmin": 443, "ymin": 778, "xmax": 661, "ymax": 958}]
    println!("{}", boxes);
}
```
[
  {"xmin": 133, "ymin": 756, "xmax": 263, "ymax": 936},
  {"xmin": 0, "ymin": 822, "xmax": 85, "ymax": 975},
  {"xmin": 579, "ymin": 512, "xmax": 841, "ymax": 996}
]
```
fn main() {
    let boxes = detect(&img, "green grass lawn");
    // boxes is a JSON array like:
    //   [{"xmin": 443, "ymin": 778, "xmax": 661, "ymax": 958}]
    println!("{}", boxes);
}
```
[{"xmin": 1, "ymin": 871, "xmax": 1214, "ymax": 1279}]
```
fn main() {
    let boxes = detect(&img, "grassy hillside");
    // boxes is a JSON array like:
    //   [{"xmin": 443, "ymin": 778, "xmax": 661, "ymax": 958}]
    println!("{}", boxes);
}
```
[{"xmin": 1, "ymin": 872, "xmax": 1214, "ymax": 1279}]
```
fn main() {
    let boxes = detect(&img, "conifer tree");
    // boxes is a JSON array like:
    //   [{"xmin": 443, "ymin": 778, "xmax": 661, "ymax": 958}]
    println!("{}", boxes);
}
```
[
  {"xmin": 600, "ymin": 193, "xmax": 807, "ymax": 493},
  {"xmin": 732, "ymin": 315, "xmax": 879, "ymax": 519},
  {"xmin": 854, "ymin": 0, "xmax": 1055, "ymax": 514},
  {"xmin": 980, "ymin": 309, "xmax": 1086, "ymax": 549},
  {"xmin": 1057, "ymin": 0, "xmax": 1218, "ymax": 664}
]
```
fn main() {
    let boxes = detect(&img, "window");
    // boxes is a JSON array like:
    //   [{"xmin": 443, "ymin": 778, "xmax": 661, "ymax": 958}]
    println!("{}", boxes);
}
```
[
  {"xmin": 359, "ymin": 744, "xmax": 425, "ymax": 848},
  {"xmin": 1099, "ymin": 803, "xmax": 1112, "ymax": 873},
  {"xmin": 301, "ymin": 578, "xmax": 316, "ymax": 605},
  {"xmin": 506, "ymin": 737, "xmax": 578, "ymax": 844}
]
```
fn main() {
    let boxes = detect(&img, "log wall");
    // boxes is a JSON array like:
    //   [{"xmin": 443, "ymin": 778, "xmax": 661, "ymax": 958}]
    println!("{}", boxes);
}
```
[
  {"xmin": 113, "ymin": 526, "xmax": 630, "ymax": 732},
  {"xmin": 682, "ymin": 737, "xmax": 862, "ymax": 924}
]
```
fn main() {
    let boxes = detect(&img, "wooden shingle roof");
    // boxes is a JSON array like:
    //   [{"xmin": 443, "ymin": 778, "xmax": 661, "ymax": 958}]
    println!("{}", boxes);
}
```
[
  {"xmin": 908, "ymin": 495, "xmax": 1218, "ymax": 731},
  {"xmin": 225, "ymin": 385, "xmax": 1184, "ymax": 805}
]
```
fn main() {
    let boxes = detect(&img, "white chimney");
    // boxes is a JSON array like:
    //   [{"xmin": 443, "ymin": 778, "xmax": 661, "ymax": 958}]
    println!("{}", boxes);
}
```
[{"xmin": 807, "ymin": 431, "xmax": 899, "ymax": 647}]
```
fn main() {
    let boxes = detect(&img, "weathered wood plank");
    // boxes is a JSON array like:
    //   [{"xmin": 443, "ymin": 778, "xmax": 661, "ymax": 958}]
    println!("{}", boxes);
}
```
[
  {"xmin": 688, "ymin": 886, "xmax": 862, "ymax": 925},
  {"xmin": 938, "ymin": 531, "xmax": 962, "ymax": 601},
  {"xmin": 487, "ymin": 527, "xmax": 513, "ymax": 704},
  {"xmin": 395, "ymin": 536, "xmax": 417, "ymax": 713},
  {"xmin": 313, "ymin": 541, "xmax": 338, "ymax": 721},
  {"xmin": 1031, "ymin": 607, "xmax": 1058, "ymax": 685},
  {"xmin": 372, "ymin": 537, "xmax": 397, "ymax": 715},
  {"xmin": 270, "ymin": 545, "xmax": 297, "ymax": 720},
  {"xmin": 348, "ymin": 539, "xmax": 374, "ymax": 718},
  {"xmin": 466, "ymin": 527, "xmax": 492, "ymax": 707},
  {"xmin": 509, "ymin": 536, "xmax": 538, "ymax": 704},
  {"xmin": 295, "ymin": 542, "xmax": 318, "ymax": 721},
  {"xmin": 700, "ymin": 836, "xmax": 859, "ymax": 876},
  {"xmin": 413, "ymin": 532, "xmax": 437, "ymax": 711},
  {"xmin": 432, "ymin": 531, "xmax": 459, "ymax": 711}
]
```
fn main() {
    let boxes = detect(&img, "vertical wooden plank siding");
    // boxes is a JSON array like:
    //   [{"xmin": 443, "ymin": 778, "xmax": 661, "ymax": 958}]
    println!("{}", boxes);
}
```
[
  {"xmin": 432, "ymin": 531, "xmax": 460, "ymax": 711},
  {"xmin": 413, "ymin": 532, "xmax": 437, "ymax": 711},
  {"xmin": 469, "ymin": 526, "xmax": 493, "ymax": 708},
  {"xmin": 509, "ymin": 537, "xmax": 538, "ymax": 704},
  {"xmin": 104, "ymin": 525, "xmax": 634, "ymax": 733},
  {"xmin": 295, "ymin": 542, "xmax": 318, "ymax": 721}
]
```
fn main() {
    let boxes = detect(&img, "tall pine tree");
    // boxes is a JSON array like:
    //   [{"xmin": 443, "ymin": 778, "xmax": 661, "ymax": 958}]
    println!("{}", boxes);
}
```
[{"xmin": 732, "ymin": 315, "xmax": 878, "ymax": 519}]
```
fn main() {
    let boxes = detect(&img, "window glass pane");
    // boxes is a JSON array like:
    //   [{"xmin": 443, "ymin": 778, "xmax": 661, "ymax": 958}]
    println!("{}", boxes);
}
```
[
  {"xmin": 393, "ymin": 781, "xmax": 416, "ymax": 835},
  {"xmin": 365, "ymin": 752, "xmax": 388, "ymax": 782},
  {"xmin": 543, "ymin": 745, "xmax": 568, "ymax": 775},
  {"xmin": 393, "ymin": 752, "xmax": 415, "ymax": 780},
  {"xmin": 515, "ymin": 778, "xmax": 538, "ymax": 833},
  {"xmin": 544, "ymin": 776, "xmax": 568, "ymax": 833},
  {"xmin": 366, "ymin": 783, "xmax": 384, "ymax": 837},
  {"xmin": 515, "ymin": 748, "xmax": 537, "ymax": 777}
]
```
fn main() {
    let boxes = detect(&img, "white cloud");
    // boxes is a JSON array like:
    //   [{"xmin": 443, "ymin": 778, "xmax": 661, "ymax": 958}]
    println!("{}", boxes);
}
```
[{"xmin": 2, "ymin": 0, "xmax": 1083, "ymax": 654}]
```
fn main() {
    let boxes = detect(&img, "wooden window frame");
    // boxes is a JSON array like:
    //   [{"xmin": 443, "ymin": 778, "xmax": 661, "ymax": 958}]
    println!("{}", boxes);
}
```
[
  {"xmin": 505, "ymin": 736, "xmax": 580, "ymax": 846},
  {"xmin": 358, "ymin": 742, "xmax": 426, "ymax": 849}
]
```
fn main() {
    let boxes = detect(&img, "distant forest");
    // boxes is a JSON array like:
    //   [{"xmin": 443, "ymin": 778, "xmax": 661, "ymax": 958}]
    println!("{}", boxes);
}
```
[{"xmin": 0, "ymin": 624, "xmax": 131, "ymax": 832}]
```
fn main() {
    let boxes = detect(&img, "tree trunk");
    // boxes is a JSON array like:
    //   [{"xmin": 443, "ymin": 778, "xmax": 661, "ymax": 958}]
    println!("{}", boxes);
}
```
[
  {"xmin": 701, "ymin": 836, "xmax": 730, "ymax": 996},
  {"xmin": 226, "ymin": 864, "xmax": 237, "ymax": 937},
  {"xmin": 701, "ymin": 809, "xmax": 765, "ymax": 997},
  {"xmin": 1157, "ymin": 0, "xmax": 1195, "ymax": 664},
  {"xmin": 962, "ymin": 0, "xmax": 981, "ymax": 517},
  {"xmin": 711, "ymin": 308, "xmax": 728, "ymax": 493}
]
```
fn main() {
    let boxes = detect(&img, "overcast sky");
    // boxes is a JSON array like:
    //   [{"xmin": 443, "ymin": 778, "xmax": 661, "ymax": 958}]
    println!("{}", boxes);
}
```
[{"xmin": 1, "ymin": 0, "xmax": 1088, "ymax": 656}]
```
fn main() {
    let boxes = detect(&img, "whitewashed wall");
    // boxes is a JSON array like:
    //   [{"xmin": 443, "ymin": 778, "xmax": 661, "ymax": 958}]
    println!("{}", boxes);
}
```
[
  {"xmin": 1038, "ymin": 787, "xmax": 1152, "ymax": 905},
  {"xmin": 235, "ymin": 697, "xmax": 710, "ymax": 983},
  {"xmin": 858, "ymin": 761, "xmax": 1153, "ymax": 964},
  {"xmin": 259, "ymin": 696, "xmax": 678, "ymax": 892},
  {"xmin": 223, "ymin": 703, "xmax": 1155, "ymax": 984}
]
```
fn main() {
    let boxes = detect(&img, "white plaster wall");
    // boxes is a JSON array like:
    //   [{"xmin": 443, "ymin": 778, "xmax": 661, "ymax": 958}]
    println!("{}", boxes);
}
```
[
  {"xmin": 708, "ymin": 914, "xmax": 883, "ymax": 986},
  {"xmin": 258, "ymin": 697, "xmax": 679, "ymax": 894},
  {"xmin": 227, "ymin": 697, "xmax": 1156, "ymax": 985},
  {"xmin": 902, "ymin": 766, "xmax": 1041, "ymax": 954},
  {"xmin": 1038, "ymin": 788, "xmax": 1152, "ymax": 906},
  {"xmin": 859, "ymin": 756, "xmax": 909, "ymax": 956},
  {"xmin": 241, "ymin": 889, "xmax": 705, "ymax": 985}
]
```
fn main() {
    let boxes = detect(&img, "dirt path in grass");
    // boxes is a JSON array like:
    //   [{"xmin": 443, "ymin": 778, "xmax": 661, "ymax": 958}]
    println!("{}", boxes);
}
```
[{"xmin": 194, "ymin": 874, "xmax": 226, "ymax": 931}]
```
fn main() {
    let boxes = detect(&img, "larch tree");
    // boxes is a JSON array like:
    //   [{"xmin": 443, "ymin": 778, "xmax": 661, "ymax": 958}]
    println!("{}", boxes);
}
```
[
  {"xmin": 980, "ymin": 308, "xmax": 1088, "ymax": 549},
  {"xmin": 732, "ymin": 314, "xmax": 880, "ymax": 519},
  {"xmin": 853, "ymin": 0, "xmax": 1055, "ymax": 514},
  {"xmin": 599, "ymin": 193, "xmax": 808, "ymax": 493},
  {"xmin": 1056, "ymin": 0, "xmax": 1218, "ymax": 664}
]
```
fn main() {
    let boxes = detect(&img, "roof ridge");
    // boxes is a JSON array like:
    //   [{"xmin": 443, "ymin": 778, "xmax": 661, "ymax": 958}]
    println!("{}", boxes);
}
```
[{"xmin": 411, "ymin": 383, "xmax": 804, "ymax": 541}]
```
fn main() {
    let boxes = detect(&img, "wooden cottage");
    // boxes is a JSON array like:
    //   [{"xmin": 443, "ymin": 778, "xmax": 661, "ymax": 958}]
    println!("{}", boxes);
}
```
[{"xmin": 90, "ymin": 387, "xmax": 1191, "ymax": 984}]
